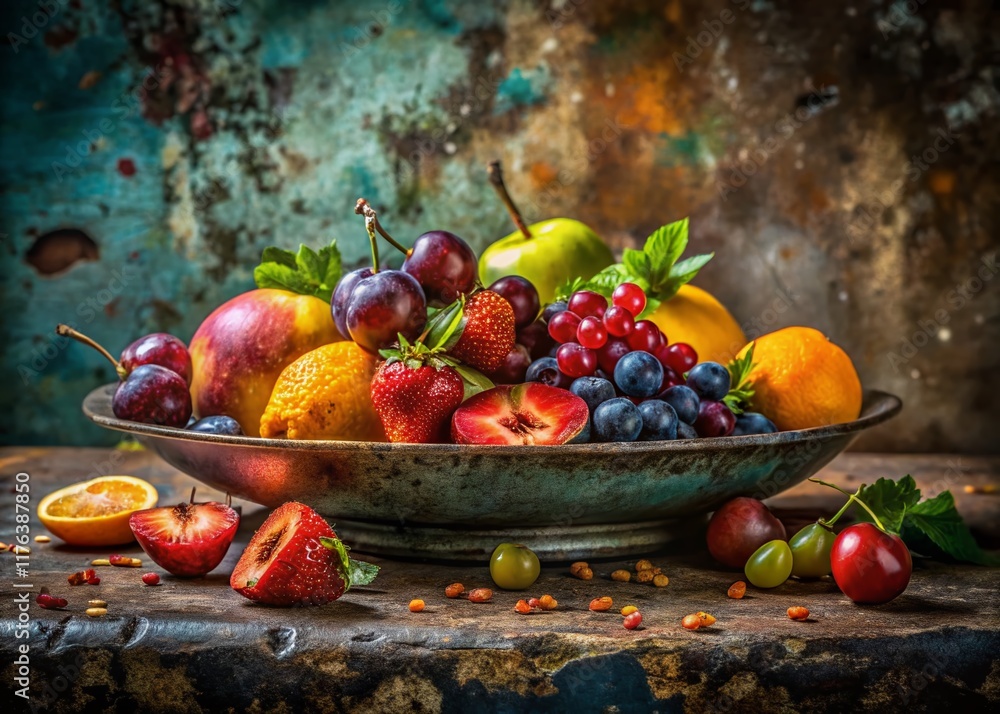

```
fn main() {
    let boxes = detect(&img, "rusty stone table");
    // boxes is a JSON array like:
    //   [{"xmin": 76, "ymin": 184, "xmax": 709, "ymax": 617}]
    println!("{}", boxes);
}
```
[{"xmin": 1, "ymin": 447, "xmax": 998, "ymax": 713}]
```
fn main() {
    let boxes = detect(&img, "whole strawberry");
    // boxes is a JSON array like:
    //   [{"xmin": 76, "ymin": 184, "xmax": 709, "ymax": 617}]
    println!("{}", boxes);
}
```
[
  {"xmin": 371, "ymin": 359, "xmax": 464, "ymax": 443},
  {"xmin": 449, "ymin": 290, "xmax": 515, "ymax": 373},
  {"xmin": 231, "ymin": 502, "xmax": 378, "ymax": 607}
]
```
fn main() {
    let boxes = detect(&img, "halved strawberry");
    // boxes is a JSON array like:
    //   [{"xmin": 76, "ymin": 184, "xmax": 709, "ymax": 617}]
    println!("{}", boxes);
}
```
[
  {"xmin": 129, "ymin": 491, "xmax": 240, "ymax": 577},
  {"xmin": 450, "ymin": 383, "xmax": 589, "ymax": 445},
  {"xmin": 230, "ymin": 502, "xmax": 378, "ymax": 607}
]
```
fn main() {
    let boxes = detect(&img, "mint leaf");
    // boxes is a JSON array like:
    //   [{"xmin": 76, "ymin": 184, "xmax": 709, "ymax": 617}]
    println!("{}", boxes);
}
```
[
  {"xmin": 643, "ymin": 218, "xmax": 689, "ymax": 288},
  {"xmin": 585, "ymin": 264, "xmax": 635, "ymax": 297},
  {"xmin": 254, "ymin": 240, "xmax": 342, "ymax": 302},
  {"xmin": 554, "ymin": 277, "xmax": 588, "ymax": 302},
  {"xmin": 854, "ymin": 476, "xmax": 921, "ymax": 534},
  {"xmin": 455, "ymin": 364, "xmax": 494, "ymax": 401},
  {"xmin": 622, "ymin": 248, "xmax": 652, "ymax": 283},
  {"xmin": 723, "ymin": 342, "xmax": 755, "ymax": 415},
  {"xmin": 902, "ymin": 492, "xmax": 999, "ymax": 566},
  {"xmin": 348, "ymin": 559, "xmax": 380, "ymax": 587}
]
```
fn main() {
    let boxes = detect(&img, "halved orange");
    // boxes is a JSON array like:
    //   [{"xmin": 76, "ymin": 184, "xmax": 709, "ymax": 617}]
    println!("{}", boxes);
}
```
[{"xmin": 38, "ymin": 475, "xmax": 159, "ymax": 546}]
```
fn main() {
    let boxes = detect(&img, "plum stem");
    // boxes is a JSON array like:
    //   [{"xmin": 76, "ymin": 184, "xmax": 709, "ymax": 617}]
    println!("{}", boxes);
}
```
[
  {"xmin": 487, "ymin": 160, "xmax": 532, "ymax": 239},
  {"xmin": 55, "ymin": 324, "xmax": 127, "ymax": 380},
  {"xmin": 810, "ymin": 478, "xmax": 887, "ymax": 531},
  {"xmin": 354, "ymin": 198, "xmax": 410, "ymax": 256},
  {"xmin": 355, "ymin": 199, "xmax": 382, "ymax": 273}
]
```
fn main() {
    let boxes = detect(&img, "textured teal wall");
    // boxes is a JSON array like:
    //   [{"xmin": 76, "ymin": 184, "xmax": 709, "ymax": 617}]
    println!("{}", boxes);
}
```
[{"xmin": 1, "ymin": 0, "xmax": 998, "ymax": 451}]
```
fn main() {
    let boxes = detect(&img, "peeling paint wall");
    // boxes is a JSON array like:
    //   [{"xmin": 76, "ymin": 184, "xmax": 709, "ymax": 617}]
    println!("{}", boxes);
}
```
[{"xmin": 1, "ymin": 0, "xmax": 997, "ymax": 451}]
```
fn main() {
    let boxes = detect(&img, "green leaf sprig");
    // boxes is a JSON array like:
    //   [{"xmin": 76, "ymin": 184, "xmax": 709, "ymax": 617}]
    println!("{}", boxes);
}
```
[
  {"xmin": 254, "ymin": 240, "xmax": 343, "ymax": 303},
  {"xmin": 723, "ymin": 343, "xmax": 756, "ymax": 415},
  {"xmin": 555, "ymin": 217, "xmax": 712, "ymax": 318},
  {"xmin": 319, "ymin": 535, "xmax": 380, "ymax": 590}
]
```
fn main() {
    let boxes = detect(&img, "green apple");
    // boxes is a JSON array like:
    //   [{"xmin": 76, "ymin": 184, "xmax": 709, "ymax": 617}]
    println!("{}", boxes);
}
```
[
  {"xmin": 480, "ymin": 161, "xmax": 614, "ymax": 304},
  {"xmin": 479, "ymin": 218, "xmax": 613, "ymax": 304}
]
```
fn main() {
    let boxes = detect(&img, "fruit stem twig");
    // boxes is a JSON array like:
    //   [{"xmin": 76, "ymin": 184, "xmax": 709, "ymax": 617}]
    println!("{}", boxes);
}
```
[
  {"xmin": 810, "ymin": 478, "xmax": 887, "ymax": 531},
  {"xmin": 354, "ymin": 198, "xmax": 410, "ymax": 256},
  {"xmin": 355, "ymin": 199, "xmax": 382, "ymax": 273},
  {"xmin": 487, "ymin": 160, "xmax": 532, "ymax": 239},
  {"xmin": 55, "ymin": 324, "xmax": 127, "ymax": 380}
]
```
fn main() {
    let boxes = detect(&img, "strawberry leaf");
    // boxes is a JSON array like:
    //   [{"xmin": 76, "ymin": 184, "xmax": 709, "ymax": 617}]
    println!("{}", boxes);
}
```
[
  {"xmin": 455, "ymin": 364, "xmax": 494, "ymax": 401},
  {"xmin": 424, "ymin": 297, "xmax": 465, "ymax": 351},
  {"xmin": 254, "ymin": 239, "xmax": 343, "ymax": 302},
  {"xmin": 854, "ymin": 476, "xmax": 921, "ymax": 535},
  {"xmin": 348, "ymin": 559, "xmax": 381, "ymax": 586}
]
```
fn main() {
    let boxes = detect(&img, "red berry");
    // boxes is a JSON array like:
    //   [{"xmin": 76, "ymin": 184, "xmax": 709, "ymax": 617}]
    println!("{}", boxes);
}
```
[
  {"xmin": 663, "ymin": 343, "xmax": 698, "ymax": 374},
  {"xmin": 603, "ymin": 306, "xmax": 635, "ymax": 337},
  {"xmin": 626, "ymin": 320, "xmax": 662, "ymax": 352},
  {"xmin": 623, "ymin": 611, "xmax": 643, "ymax": 630},
  {"xmin": 658, "ymin": 367, "xmax": 683, "ymax": 393},
  {"xmin": 142, "ymin": 572, "xmax": 161, "ymax": 586},
  {"xmin": 597, "ymin": 339, "xmax": 630, "ymax": 374},
  {"xmin": 568, "ymin": 291, "xmax": 608, "ymax": 319},
  {"xmin": 548, "ymin": 311, "xmax": 582, "ymax": 344},
  {"xmin": 87, "ymin": 576, "xmax": 101, "ymax": 585},
  {"xmin": 37, "ymin": 593, "xmax": 69, "ymax": 609},
  {"xmin": 576, "ymin": 316, "xmax": 608, "ymax": 350},
  {"xmin": 556, "ymin": 342, "xmax": 597, "ymax": 378},
  {"xmin": 612, "ymin": 283, "xmax": 646, "ymax": 316}
]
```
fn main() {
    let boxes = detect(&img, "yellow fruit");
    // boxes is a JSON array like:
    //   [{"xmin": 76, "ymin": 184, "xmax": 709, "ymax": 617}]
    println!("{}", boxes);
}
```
[
  {"xmin": 739, "ymin": 326, "xmax": 862, "ymax": 431},
  {"xmin": 38, "ymin": 475, "xmax": 159, "ymax": 546},
  {"xmin": 647, "ymin": 284, "xmax": 746, "ymax": 364},
  {"xmin": 260, "ymin": 341, "xmax": 386, "ymax": 441}
]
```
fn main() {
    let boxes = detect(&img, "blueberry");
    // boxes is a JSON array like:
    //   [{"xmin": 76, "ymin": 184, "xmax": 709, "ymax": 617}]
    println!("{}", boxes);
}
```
[
  {"xmin": 568, "ymin": 417, "xmax": 592, "ymax": 444},
  {"xmin": 592, "ymin": 398, "xmax": 643, "ymax": 442},
  {"xmin": 613, "ymin": 351, "xmax": 664, "ymax": 398},
  {"xmin": 732, "ymin": 412, "xmax": 778, "ymax": 436},
  {"xmin": 188, "ymin": 415, "xmax": 244, "ymax": 436},
  {"xmin": 570, "ymin": 376, "xmax": 616, "ymax": 413},
  {"xmin": 686, "ymin": 362, "xmax": 730, "ymax": 401},
  {"xmin": 638, "ymin": 400, "xmax": 678, "ymax": 441},
  {"xmin": 661, "ymin": 385, "xmax": 700, "ymax": 425},
  {"xmin": 542, "ymin": 301, "xmax": 568, "ymax": 323},
  {"xmin": 676, "ymin": 421, "xmax": 698, "ymax": 440},
  {"xmin": 525, "ymin": 357, "xmax": 573, "ymax": 389}
]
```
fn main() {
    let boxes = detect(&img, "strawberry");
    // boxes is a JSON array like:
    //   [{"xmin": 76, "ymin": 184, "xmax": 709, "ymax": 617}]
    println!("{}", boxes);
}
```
[
  {"xmin": 448, "ymin": 290, "xmax": 515, "ymax": 373},
  {"xmin": 371, "ymin": 357, "xmax": 465, "ymax": 443},
  {"xmin": 230, "ymin": 501, "xmax": 378, "ymax": 607}
]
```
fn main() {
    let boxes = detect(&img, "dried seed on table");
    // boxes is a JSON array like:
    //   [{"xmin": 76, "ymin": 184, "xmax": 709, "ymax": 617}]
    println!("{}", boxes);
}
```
[
  {"xmin": 653, "ymin": 574, "xmax": 669, "ymax": 588},
  {"xmin": 34, "ymin": 535, "xmax": 51, "ymax": 543},
  {"xmin": 514, "ymin": 599, "xmax": 531, "ymax": 614},
  {"xmin": 611, "ymin": 569, "xmax": 631, "ymax": 582},
  {"xmin": 635, "ymin": 569, "xmax": 654, "ymax": 584},
  {"xmin": 88, "ymin": 599, "xmax": 107, "ymax": 608},
  {"xmin": 538, "ymin": 594, "xmax": 557, "ymax": 610},
  {"xmin": 36, "ymin": 594, "xmax": 68, "ymax": 610},
  {"xmin": 468, "ymin": 588, "xmax": 493, "ymax": 603},
  {"xmin": 91, "ymin": 559, "xmax": 110, "ymax": 567},
  {"xmin": 634, "ymin": 560, "xmax": 653, "ymax": 572},
  {"xmin": 11, "ymin": 545, "xmax": 30, "ymax": 555},
  {"xmin": 697, "ymin": 611, "xmax": 716, "ymax": 626},
  {"xmin": 408, "ymin": 599, "xmax": 425, "ymax": 613},
  {"xmin": 589, "ymin": 596, "xmax": 613, "ymax": 612},
  {"xmin": 142, "ymin": 573, "xmax": 160, "ymax": 586},
  {"xmin": 787, "ymin": 606, "xmax": 810, "ymax": 621},
  {"xmin": 682, "ymin": 614, "xmax": 702, "ymax": 630},
  {"xmin": 85, "ymin": 607, "xmax": 107, "ymax": 618},
  {"xmin": 444, "ymin": 583, "xmax": 464, "ymax": 598},
  {"xmin": 527, "ymin": 597, "xmax": 541, "ymax": 609},
  {"xmin": 67, "ymin": 571, "xmax": 88, "ymax": 586},
  {"xmin": 727, "ymin": 581, "xmax": 747, "ymax": 599},
  {"xmin": 621, "ymin": 605, "xmax": 638, "ymax": 616}
]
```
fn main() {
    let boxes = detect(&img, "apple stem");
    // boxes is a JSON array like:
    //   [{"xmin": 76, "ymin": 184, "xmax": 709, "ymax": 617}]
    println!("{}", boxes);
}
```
[
  {"xmin": 355, "ymin": 198, "xmax": 410, "ymax": 256},
  {"xmin": 55, "ymin": 324, "xmax": 127, "ymax": 380},
  {"xmin": 487, "ymin": 160, "xmax": 532, "ymax": 239},
  {"xmin": 355, "ymin": 199, "xmax": 382, "ymax": 273},
  {"xmin": 190, "ymin": 487, "xmax": 196, "ymax": 504}
]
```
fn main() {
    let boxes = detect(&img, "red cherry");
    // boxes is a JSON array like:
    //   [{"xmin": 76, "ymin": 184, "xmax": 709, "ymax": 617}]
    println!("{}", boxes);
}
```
[
  {"xmin": 612, "ymin": 282, "xmax": 646, "ymax": 316},
  {"xmin": 603, "ymin": 306, "xmax": 635, "ymax": 337},
  {"xmin": 556, "ymin": 342, "xmax": 597, "ymax": 378},
  {"xmin": 626, "ymin": 320, "xmax": 662, "ymax": 352},
  {"xmin": 547, "ymin": 311, "xmax": 582, "ymax": 344},
  {"xmin": 576, "ymin": 316, "xmax": 608, "ymax": 350},
  {"xmin": 830, "ymin": 523, "xmax": 912, "ymax": 604},
  {"xmin": 596, "ymin": 339, "xmax": 631, "ymax": 374},
  {"xmin": 568, "ymin": 291, "xmax": 608, "ymax": 319}
]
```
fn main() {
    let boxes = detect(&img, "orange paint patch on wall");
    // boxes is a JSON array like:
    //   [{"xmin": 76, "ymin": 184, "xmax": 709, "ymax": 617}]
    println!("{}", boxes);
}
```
[
  {"xmin": 529, "ymin": 162, "xmax": 559, "ymax": 188},
  {"xmin": 613, "ymin": 64, "xmax": 691, "ymax": 136}
]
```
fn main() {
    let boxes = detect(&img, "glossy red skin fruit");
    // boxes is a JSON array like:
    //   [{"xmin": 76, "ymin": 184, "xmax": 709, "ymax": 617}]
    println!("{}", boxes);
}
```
[
  {"xmin": 450, "ymin": 290, "xmax": 517, "ymax": 374},
  {"xmin": 113, "ymin": 364, "xmax": 192, "ymax": 427},
  {"xmin": 403, "ymin": 230, "xmax": 478, "ymax": 306},
  {"xmin": 451, "ymin": 383, "xmax": 589, "ymax": 445},
  {"xmin": 706, "ymin": 497, "xmax": 787, "ymax": 569},
  {"xmin": 231, "ymin": 502, "xmax": 348, "ymax": 607},
  {"xmin": 830, "ymin": 523, "xmax": 912, "ymax": 605},
  {"xmin": 120, "ymin": 333, "xmax": 193, "ymax": 385},
  {"xmin": 490, "ymin": 344, "xmax": 532, "ymax": 384},
  {"xmin": 130, "ymin": 501, "xmax": 240, "ymax": 577},
  {"xmin": 346, "ymin": 270, "xmax": 428, "ymax": 353},
  {"xmin": 370, "ymin": 362, "xmax": 465, "ymax": 443}
]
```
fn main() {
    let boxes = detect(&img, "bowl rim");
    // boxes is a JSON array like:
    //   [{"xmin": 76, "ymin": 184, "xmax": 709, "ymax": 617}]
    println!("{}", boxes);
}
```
[{"xmin": 83, "ymin": 384, "xmax": 902, "ymax": 453}]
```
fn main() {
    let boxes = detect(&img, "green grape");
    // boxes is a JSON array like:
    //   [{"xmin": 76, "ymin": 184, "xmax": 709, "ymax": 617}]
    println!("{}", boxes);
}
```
[
  {"xmin": 490, "ymin": 543, "xmax": 540, "ymax": 590},
  {"xmin": 744, "ymin": 539, "xmax": 793, "ymax": 588},
  {"xmin": 789, "ymin": 523, "xmax": 836, "ymax": 578}
]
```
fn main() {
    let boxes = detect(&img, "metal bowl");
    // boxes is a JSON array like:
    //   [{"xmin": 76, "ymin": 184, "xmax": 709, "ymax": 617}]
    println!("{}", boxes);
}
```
[{"xmin": 83, "ymin": 385, "xmax": 900, "ymax": 560}]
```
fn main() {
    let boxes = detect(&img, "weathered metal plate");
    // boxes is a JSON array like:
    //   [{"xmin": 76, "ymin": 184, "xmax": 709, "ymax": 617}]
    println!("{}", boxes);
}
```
[{"xmin": 82, "ymin": 385, "xmax": 900, "ymax": 559}]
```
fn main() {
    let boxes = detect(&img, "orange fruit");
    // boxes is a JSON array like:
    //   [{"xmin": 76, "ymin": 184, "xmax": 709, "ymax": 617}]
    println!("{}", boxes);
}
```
[
  {"xmin": 259, "ymin": 341, "xmax": 386, "ymax": 441},
  {"xmin": 738, "ymin": 326, "xmax": 862, "ymax": 431},
  {"xmin": 38, "ymin": 475, "xmax": 159, "ymax": 546},
  {"xmin": 648, "ymin": 284, "xmax": 747, "ymax": 364}
]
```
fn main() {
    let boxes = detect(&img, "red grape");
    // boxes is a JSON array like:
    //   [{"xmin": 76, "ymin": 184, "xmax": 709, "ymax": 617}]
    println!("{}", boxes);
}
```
[
  {"xmin": 568, "ymin": 291, "xmax": 608, "ymax": 319},
  {"xmin": 612, "ymin": 282, "xmax": 646, "ymax": 316},
  {"xmin": 576, "ymin": 316, "xmax": 608, "ymax": 349},
  {"xmin": 603, "ymin": 306, "xmax": 634, "ymax": 337},
  {"xmin": 596, "ymin": 339, "xmax": 630, "ymax": 373},
  {"xmin": 489, "ymin": 276, "xmax": 540, "ymax": 328},
  {"xmin": 694, "ymin": 400, "xmax": 736, "ymax": 437},
  {"xmin": 547, "ymin": 311, "xmax": 582, "ymax": 344},
  {"xmin": 626, "ymin": 320, "xmax": 661, "ymax": 352},
  {"xmin": 556, "ymin": 342, "xmax": 597, "ymax": 378},
  {"xmin": 518, "ymin": 321, "xmax": 556, "ymax": 360},
  {"xmin": 663, "ymin": 342, "xmax": 698, "ymax": 375}
]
